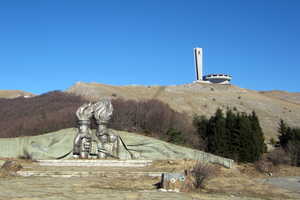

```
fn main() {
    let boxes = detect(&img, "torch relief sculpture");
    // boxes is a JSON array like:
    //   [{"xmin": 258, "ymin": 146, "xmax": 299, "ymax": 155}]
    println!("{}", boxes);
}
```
[{"xmin": 73, "ymin": 99, "xmax": 121, "ymax": 159}]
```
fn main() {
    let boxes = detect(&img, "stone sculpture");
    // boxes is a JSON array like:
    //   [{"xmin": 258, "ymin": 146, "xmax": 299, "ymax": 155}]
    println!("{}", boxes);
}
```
[{"xmin": 73, "ymin": 99, "xmax": 120, "ymax": 159}]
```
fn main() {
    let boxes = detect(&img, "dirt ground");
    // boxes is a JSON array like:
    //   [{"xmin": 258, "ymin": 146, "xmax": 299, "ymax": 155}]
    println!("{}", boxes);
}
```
[{"xmin": 0, "ymin": 157, "xmax": 300, "ymax": 200}]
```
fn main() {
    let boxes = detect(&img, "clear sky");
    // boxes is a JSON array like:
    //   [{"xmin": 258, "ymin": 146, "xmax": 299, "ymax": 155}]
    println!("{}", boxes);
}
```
[{"xmin": 1, "ymin": 0, "xmax": 299, "ymax": 95}]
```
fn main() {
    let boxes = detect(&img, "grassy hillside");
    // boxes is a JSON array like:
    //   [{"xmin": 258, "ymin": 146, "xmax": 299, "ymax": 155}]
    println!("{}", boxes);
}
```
[
  {"xmin": 1, "ymin": 81, "xmax": 299, "ymax": 140},
  {"xmin": 0, "ymin": 91, "xmax": 88, "ymax": 138},
  {"xmin": 64, "ymin": 81, "xmax": 300, "ymax": 140}
]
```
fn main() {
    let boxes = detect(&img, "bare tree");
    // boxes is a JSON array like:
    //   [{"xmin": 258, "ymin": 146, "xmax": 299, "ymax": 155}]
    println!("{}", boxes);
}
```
[
  {"xmin": 191, "ymin": 161, "xmax": 218, "ymax": 189},
  {"xmin": 285, "ymin": 140, "xmax": 300, "ymax": 167},
  {"xmin": 110, "ymin": 98, "xmax": 135, "ymax": 130},
  {"xmin": 267, "ymin": 148, "xmax": 290, "ymax": 166}
]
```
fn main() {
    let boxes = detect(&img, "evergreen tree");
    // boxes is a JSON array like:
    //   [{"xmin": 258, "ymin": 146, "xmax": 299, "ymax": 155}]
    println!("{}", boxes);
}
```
[
  {"xmin": 193, "ymin": 108, "xmax": 266, "ymax": 163},
  {"xmin": 226, "ymin": 108, "xmax": 240, "ymax": 160},
  {"xmin": 193, "ymin": 114, "xmax": 208, "ymax": 140},
  {"xmin": 207, "ymin": 108, "xmax": 227, "ymax": 157},
  {"xmin": 236, "ymin": 112, "xmax": 252, "ymax": 163},
  {"xmin": 167, "ymin": 127, "xmax": 185, "ymax": 146},
  {"xmin": 286, "ymin": 127, "xmax": 295, "ymax": 142},
  {"xmin": 249, "ymin": 111, "xmax": 265, "ymax": 161},
  {"xmin": 277, "ymin": 119, "xmax": 288, "ymax": 147},
  {"xmin": 294, "ymin": 127, "xmax": 300, "ymax": 141},
  {"xmin": 277, "ymin": 119, "xmax": 300, "ymax": 149}
]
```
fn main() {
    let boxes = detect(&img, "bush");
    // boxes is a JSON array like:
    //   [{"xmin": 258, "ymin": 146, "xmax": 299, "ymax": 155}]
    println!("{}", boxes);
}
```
[
  {"xmin": 18, "ymin": 148, "xmax": 33, "ymax": 160},
  {"xmin": 191, "ymin": 161, "xmax": 218, "ymax": 189},
  {"xmin": 167, "ymin": 127, "xmax": 184, "ymax": 146},
  {"xmin": 269, "ymin": 137, "xmax": 276, "ymax": 145},
  {"xmin": 0, "ymin": 90, "xmax": 89, "ymax": 138},
  {"xmin": 253, "ymin": 160, "xmax": 269, "ymax": 173},
  {"xmin": 143, "ymin": 128, "xmax": 151, "ymax": 136},
  {"xmin": 267, "ymin": 148, "xmax": 290, "ymax": 166},
  {"xmin": 109, "ymin": 98, "xmax": 197, "ymax": 148}
]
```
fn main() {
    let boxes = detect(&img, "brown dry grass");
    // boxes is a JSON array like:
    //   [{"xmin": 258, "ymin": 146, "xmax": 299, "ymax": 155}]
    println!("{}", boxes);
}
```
[
  {"xmin": 2, "ymin": 82, "xmax": 300, "ymax": 140},
  {"xmin": 1, "ymin": 157, "xmax": 299, "ymax": 199},
  {"xmin": 0, "ymin": 90, "xmax": 36, "ymax": 98},
  {"xmin": 63, "ymin": 81, "xmax": 300, "ymax": 141},
  {"xmin": 206, "ymin": 164, "xmax": 300, "ymax": 199}
]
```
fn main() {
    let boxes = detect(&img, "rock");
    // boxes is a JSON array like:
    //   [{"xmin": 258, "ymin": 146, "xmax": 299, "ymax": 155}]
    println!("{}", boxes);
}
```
[{"xmin": 1, "ymin": 160, "xmax": 23, "ymax": 172}]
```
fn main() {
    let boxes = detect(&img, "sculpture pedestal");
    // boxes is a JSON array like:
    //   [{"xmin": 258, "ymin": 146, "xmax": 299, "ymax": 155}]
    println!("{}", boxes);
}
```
[{"xmin": 35, "ymin": 159, "xmax": 152, "ymax": 167}]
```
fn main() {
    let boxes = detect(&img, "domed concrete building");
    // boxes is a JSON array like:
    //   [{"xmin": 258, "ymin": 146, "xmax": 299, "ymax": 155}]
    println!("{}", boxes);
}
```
[{"xmin": 203, "ymin": 73, "xmax": 232, "ymax": 84}]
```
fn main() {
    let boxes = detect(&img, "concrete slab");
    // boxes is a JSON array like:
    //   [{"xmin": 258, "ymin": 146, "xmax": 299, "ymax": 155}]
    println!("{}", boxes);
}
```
[
  {"xmin": 35, "ymin": 159, "xmax": 153, "ymax": 167},
  {"xmin": 17, "ymin": 170, "xmax": 163, "ymax": 178}
]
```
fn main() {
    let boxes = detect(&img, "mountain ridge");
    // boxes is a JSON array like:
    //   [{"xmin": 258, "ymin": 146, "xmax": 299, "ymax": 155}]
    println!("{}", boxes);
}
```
[{"xmin": 1, "ymin": 81, "xmax": 300, "ymax": 140}]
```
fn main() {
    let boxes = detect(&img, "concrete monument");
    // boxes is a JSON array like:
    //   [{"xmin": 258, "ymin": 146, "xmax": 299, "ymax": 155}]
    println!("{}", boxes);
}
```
[{"xmin": 73, "ymin": 99, "xmax": 120, "ymax": 159}]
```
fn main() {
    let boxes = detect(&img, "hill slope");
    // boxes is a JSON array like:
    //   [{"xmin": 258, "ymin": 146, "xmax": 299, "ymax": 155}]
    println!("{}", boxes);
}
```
[
  {"xmin": 0, "ymin": 90, "xmax": 36, "ymax": 99},
  {"xmin": 65, "ymin": 81, "xmax": 300, "ymax": 140}
]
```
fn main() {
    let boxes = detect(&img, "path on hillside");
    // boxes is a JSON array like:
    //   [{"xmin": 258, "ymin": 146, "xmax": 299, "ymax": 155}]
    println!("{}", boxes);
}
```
[{"xmin": 260, "ymin": 177, "xmax": 300, "ymax": 192}]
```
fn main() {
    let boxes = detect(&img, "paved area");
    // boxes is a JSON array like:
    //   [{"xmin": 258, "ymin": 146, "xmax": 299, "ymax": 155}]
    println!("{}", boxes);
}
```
[
  {"xmin": 260, "ymin": 176, "xmax": 300, "ymax": 192},
  {"xmin": 0, "ymin": 176, "xmax": 237, "ymax": 200}
]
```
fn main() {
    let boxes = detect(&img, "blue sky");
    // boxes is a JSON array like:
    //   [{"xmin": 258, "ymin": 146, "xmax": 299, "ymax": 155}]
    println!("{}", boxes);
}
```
[{"xmin": 1, "ymin": 0, "xmax": 299, "ymax": 95}]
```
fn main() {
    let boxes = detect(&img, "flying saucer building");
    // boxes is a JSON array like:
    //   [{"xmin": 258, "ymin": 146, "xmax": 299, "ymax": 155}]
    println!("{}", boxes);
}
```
[{"xmin": 194, "ymin": 47, "xmax": 232, "ymax": 84}]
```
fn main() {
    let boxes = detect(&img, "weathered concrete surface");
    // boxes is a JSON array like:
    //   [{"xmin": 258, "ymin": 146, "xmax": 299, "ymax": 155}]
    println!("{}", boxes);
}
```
[
  {"xmin": 0, "ymin": 128, "xmax": 77, "ymax": 159},
  {"xmin": 0, "ymin": 176, "xmax": 255, "ymax": 200},
  {"xmin": 0, "ymin": 128, "xmax": 234, "ymax": 169},
  {"xmin": 260, "ymin": 177, "xmax": 300, "ymax": 192},
  {"xmin": 35, "ymin": 159, "xmax": 153, "ymax": 167},
  {"xmin": 2, "ymin": 158, "xmax": 300, "ymax": 200}
]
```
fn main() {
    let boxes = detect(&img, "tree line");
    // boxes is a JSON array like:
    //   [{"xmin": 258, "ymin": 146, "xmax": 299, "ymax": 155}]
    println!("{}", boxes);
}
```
[
  {"xmin": 193, "ymin": 108, "xmax": 266, "ymax": 163},
  {"xmin": 277, "ymin": 119, "xmax": 300, "ymax": 166},
  {"xmin": 0, "ymin": 92, "xmax": 198, "ymax": 149},
  {"xmin": 2, "ymin": 91, "xmax": 285, "ymax": 165},
  {"xmin": 0, "ymin": 91, "xmax": 87, "ymax": 138},
  {"xmin": 108, "ymin": 98, "xmax": 198, "ymax": 149}
]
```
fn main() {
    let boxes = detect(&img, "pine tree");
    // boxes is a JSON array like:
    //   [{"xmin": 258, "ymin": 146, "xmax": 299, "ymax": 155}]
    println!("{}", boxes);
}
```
[
  {"xmin": 193, "ymin": 114, "xmax": 208, "ymax": 140},
  {"xmin": 277, "ymin": 119, "xmax": 288, "ymax": 147},
  {"xmin": 236, "ymin": 112, "xmax": 252, "ymax": 163},
  {"xmin": 207, "ymin": 108, "xmax": 227, "ymax": 157},
  {"xmin": 167, "ymin": 127, "xmax": 185, "ymax": 146},
  {"xmin": 249, "ymin": 111, "xmax": 265, "ymax": 161},
  {"xmin": 226, "ymin": 108, "xmax": 240, "ymax": 160}
]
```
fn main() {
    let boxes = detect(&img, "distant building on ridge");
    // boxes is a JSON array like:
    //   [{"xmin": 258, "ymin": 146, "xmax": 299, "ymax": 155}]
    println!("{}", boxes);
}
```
[{"xmin": 194, "ymin": 47, "xmax": 232, "ymax": 84}]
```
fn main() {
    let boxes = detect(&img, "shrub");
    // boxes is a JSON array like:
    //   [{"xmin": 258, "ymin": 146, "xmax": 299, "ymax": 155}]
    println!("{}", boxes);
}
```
[
  {"xmin": 267, "ymin": 148, "xmax": 290, "ymax": 166},
  {"xmin": 191, "ymin": 161, "xmax": 218, "ymax": 189},
  {"xmin": 109, "ymin": 98, "xmax": 197, "ymax": 148},
  {"xmin": 285, "ymin": 140, "xmax": 300, "ymax": 167},
  {"xmin": 18, "ymin": 148, "xmax": 33, "ymax": 160},
  {"xmin": 143, "ymin": 128, "xmax": 151, "ymax": 136},
  {"xmin": 253, "ymin": 160, "xmax": 269, "ymax": 173},
  {"xmin": 0, "ymin": 90, "xmax": 89, "ymax": 138},
  {"xmin": 167, "ymin": 127, "xmax": 184, "ymax": 146},
  {"xmin": 269, "ymin": 137, "xmax": 276, "ymax": 145}
]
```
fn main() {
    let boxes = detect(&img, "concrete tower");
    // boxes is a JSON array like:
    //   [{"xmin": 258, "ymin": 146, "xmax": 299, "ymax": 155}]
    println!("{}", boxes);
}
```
[{"xmin": 194, "ymin": 47, "xmax": 203, "ymax": 81}]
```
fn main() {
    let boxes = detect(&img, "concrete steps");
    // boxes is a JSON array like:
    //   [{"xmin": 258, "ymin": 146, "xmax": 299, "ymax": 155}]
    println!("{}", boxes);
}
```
[
  {"xmin": 17, "ymin": 171, "xmax": 163, "ymax": 178},
  {"xmin": 16, "ymin": 159, "xmax": 161, "ymax": 178},
  {"xmin": 35, "ymin": 159, "xmax": 153, "ymax": 167}
]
